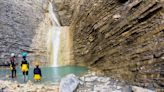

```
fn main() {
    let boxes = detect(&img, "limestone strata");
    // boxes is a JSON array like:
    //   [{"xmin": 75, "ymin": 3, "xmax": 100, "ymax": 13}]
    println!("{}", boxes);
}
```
[
  {"xmin": 58, "ymin": 26, "xmax": 74, "ymax": 65},
  {"xmin": 63, "ymin": 0, "xmax": 164, "ymax": 88},
  {"xmin": 52, "ymin": 0, "xmax": 74, "ymax": 26},
  {"xmin": 0, "ymin": 0, "xmax": 50, "ymax": 64}
]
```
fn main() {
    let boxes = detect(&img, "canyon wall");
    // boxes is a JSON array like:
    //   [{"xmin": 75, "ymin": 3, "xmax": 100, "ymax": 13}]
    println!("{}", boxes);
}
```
[
  {"xmin": 0, "ymin": 0, "xmax": 51, "ymax": 65},
  {"xmin": 56, "ymin": 0, "xmax": 164, "ymax": 88},
  {"xmin": 0, "ymin": 0, "xmax": 164, "ymax": 88},
  {"xmin": 58, "ymin": 26, "xmax": 74, "ymax": 66}
]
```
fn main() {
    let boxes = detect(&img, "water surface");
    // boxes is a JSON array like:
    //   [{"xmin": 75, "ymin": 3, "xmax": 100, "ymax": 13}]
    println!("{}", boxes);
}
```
[{"xmin": 0, "ymin": 66, "xmax": 88, "ymax": 84}]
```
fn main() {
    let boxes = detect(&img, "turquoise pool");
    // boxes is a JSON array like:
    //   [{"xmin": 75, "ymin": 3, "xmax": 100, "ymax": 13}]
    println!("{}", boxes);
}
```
[{"xmin": 0, "ymin": 66, "xmax": 88, "ymax": 84}]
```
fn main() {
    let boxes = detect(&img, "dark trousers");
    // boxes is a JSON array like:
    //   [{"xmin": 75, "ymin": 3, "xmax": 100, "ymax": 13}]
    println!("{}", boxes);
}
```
[{"xmin": 11, "ymin": 69, "xmax": 16, "ymax": 78}]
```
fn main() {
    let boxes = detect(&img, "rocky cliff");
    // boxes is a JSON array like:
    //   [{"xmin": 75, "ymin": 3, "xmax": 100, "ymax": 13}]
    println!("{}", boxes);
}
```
[
  {"xmin": 0, "ymin": 0, "xmax": 164, "ymax": 89},
  {"xmin": 0, "ymin": 0, "xmax": 51, "ymax": 64},
  {"xmin": 56, "ymin": 0, "xmax": 164, "ymax": 88}
]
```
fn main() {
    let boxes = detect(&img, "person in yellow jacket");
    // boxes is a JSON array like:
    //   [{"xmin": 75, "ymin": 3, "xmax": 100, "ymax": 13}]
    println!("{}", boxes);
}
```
[
  {"xmin": 21, "ymin": 56, "xmax": 29, "ymax": 82},
  {"xmin": 33, "ymin": 63, "xmax": 42, "ymax": 81}
]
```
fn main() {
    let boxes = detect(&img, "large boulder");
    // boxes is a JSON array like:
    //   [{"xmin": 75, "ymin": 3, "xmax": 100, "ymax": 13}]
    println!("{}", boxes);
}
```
[{"xmin": 59, "ymin": 74, "xmax": 79, "ymax": 92}]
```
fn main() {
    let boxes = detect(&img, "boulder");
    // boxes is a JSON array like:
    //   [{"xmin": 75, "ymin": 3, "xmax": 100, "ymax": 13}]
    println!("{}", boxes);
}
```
[{"xmin": 59, "ymin": 74, "xmax": 80, "ymax": 92}]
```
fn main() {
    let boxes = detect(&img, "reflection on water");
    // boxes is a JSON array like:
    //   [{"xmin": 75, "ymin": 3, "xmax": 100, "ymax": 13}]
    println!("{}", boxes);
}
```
[{"xmin": 0, "ymin": 66, "xmax": 88, "ymax": 84}]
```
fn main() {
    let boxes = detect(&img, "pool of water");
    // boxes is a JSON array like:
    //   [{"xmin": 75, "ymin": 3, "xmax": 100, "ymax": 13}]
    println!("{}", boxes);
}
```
[{"xmin": 0, "ymin": 66, "xmax": 88, "ymax": 84}]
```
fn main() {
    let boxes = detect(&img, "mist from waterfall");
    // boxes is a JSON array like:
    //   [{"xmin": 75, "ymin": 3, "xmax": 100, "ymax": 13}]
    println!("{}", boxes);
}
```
[{"xmin": 48, "ymin": 2, "xmax": 61, "ymax": 67}]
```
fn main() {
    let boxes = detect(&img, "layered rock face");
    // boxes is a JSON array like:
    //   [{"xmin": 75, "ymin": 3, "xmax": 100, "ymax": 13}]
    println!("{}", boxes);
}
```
[
  {"xmin": 57, "ymin": 0, "xmax": 164, "ymax": 88},
  {"xmin": 58, "ymin": 26, "xmax": 74, "ymax": 65},
  {"xmin": 52, "ymin": 0, "xmax": 73, "ymax": 26},
  {"xmin": 0, "ymin": 0, "xmax": 50, "ymax": 64}
]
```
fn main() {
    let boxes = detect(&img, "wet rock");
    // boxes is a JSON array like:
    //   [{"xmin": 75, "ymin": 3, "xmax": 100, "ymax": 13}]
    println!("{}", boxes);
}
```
[{"xmin": 59, "ymin": 74, "xmax": 80, "ymax": 92}]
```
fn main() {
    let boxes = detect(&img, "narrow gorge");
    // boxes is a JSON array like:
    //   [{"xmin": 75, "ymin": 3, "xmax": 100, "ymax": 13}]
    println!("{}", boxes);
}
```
[{"xmin": 0, "ymin": 0, "xmax": 164, "ymax": 91}]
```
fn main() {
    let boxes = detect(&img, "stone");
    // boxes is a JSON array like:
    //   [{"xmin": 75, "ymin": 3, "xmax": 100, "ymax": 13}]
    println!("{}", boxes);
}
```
[
  {"xmin": 85, "ymin": 76, "xmax": 98, "ymax": 82},
  {"xmin": 91, "ymin": 72, "xmax": 96, "ymax": 76},
  {"xmin": 94, "ymin": 85, "xmax": 102, "ymax": 91},
  {"xmin": 116, "ymin": 86, "xmax": 122, "ymax": 90},
  {"xmin": 0, "ymin": 84, "xmax": 6, "ymax": 90},
  {"xmin": 26, "ymin": 80, "xmax": 33, "ymax": 87},
  {"xmin": 85, "ymin": 82, "xmax": 93, "ymax": 88},
  {"xmin": 105, "ymin": 81, "xmax": 111, "ymax": 86},
  {"xmin": 79, "ymin": 80, "xmax": 84, "ymax": 85},
  {"xmin": 121, "ymin": 86, "xmax": 132, "ymax": 92},
  {"xmin": 113, "ymin": 14, "xmax": 121, "ymax": 20},
  {"xmin": 113, "ymin": 90, "xmax": 122, "ymax": 92},
  {"xmin": 161, "ymin": 56, "xmax": 164, "ymax": 60},
  {"xmin": 97, "ymin": 77, "xmax": 110, "ymax": 83},
  {"xmin": 80, "ymin": 77, "xmax": 85, "ymax": 81},
  {"xmin": 132, "ymin": 86, "xmax": 155, "ymax": 92},
  {"xmin": 27, "ymin": 87, "xmax": 37, "ymax": 92},
  {"xmin": 101, "ymin": 88, "xmax": 113, "ymax": 92},
  {"xmin": 59, "ymin": 74, "xmax": 80, "ymax": 92}
]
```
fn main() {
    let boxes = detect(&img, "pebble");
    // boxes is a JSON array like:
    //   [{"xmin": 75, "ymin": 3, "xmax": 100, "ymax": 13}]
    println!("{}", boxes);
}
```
[
  {"xmin": 84, "ymin": 76, "xmax": 97, "ymax": 82},
  {"xmin": 117, "ymin": 86, "xmax": 122, "ymax": 89},
  {"xmin": 80, "ymin": 77, "xmax": 85, "ymax": 81},
  {"xmin": 97, "ymin": 77, "xmax": 110, "ymax": 82}
]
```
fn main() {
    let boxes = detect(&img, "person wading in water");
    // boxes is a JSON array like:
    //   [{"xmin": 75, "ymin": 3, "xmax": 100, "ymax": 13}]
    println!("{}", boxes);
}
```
[
  {"xmin": 10, "ymin": 53, "xmax": 17, "ymax": 78},
  {"xmin": 33, "ymin": 62, "xmax": 42, "ymax": 82},
  {"xmin": 21, "ymin": 52, "xmax": 29, "ymax": 82}
]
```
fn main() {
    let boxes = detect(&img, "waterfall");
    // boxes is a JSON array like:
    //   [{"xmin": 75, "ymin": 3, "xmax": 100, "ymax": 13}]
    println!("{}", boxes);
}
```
[{"xmin": 48, "ymin": 2, "xmax": 61, "ymax": 67}]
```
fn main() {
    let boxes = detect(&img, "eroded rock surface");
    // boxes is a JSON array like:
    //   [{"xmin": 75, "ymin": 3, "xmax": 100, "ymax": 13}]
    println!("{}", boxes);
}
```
[
  {"xmin": 55, "ymin": 0, "xmax": 164, "ymax": 88},
  {"xmin": 76, "ymin": 72, "xmax": 155, "ymax": 92},
  {"xmin": 0, "ymin": 0, "xmax": 51, "ymax": 64},
  {"xmin": 60, "ymin": 74, "xmax": 79, "ymax": 92}
]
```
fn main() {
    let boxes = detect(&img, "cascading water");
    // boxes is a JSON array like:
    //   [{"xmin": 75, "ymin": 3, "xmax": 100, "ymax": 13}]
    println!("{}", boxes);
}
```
[{"xmin": 48, "ymin": 2, "xmax": 61, "ymax": 67}]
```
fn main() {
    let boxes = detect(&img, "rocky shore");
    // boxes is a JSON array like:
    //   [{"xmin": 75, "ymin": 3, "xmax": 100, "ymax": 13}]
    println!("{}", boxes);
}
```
[
  {"xmin": 0, "ymin": 72, "xmax": 159, "ymax": 92},
  {"xmin": 0, "ymin": 80, "xmax": 59, "ymax": 92},
  {"xmin": 76, "ymin": 72, "xmax": 156, "ymax": 92}
]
